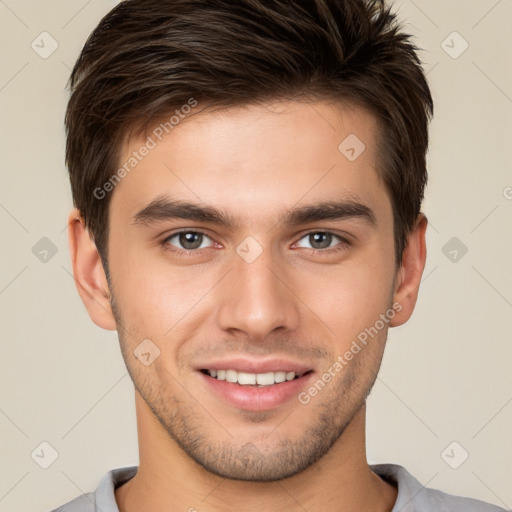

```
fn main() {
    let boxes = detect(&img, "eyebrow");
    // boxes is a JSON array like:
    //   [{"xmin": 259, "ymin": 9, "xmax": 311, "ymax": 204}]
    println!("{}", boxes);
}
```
[{"xmin": 132, "ymin": 195, "xmax": 377, "ymax": 229}]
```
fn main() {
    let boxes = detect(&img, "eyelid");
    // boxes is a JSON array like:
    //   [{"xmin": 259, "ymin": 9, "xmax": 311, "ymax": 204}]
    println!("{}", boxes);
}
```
[
  {"xmin": 292, "ymin": 230, "xmax": 350, "ymax": 250},
  {"xmin": 162, "ymin": 229, "xmax": 217, "ymax": 249}
]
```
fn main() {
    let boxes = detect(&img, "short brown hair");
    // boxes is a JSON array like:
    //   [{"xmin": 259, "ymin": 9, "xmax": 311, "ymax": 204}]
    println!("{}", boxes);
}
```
[{"xmin": 65, "ymin": 0, "xmax": 433, "ymax": 276}]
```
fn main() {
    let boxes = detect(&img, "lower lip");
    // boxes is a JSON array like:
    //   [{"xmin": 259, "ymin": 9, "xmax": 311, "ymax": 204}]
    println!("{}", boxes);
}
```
[{"xmin": 198, "ymin": 371, "xmax": 315, "ymax": 412}]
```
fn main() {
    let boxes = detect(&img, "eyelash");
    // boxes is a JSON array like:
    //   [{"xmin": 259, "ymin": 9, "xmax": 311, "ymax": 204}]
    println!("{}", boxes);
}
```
[
  {"xmin": 161, "ymin": 230, "xmax": 350, "ymax": 257},
  {"xmin": 161, "ymin": 229, "xmax": 216, "ymax": 257}
]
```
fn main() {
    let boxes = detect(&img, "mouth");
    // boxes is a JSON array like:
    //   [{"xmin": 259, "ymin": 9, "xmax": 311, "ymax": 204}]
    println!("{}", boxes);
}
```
[
  {"xmin": 197, "ymin": 362, "xmax": 316, "ymax": 411},
  {"xmin": 200, "ymin": 368, "xmax": 313, "ymax": 387}
]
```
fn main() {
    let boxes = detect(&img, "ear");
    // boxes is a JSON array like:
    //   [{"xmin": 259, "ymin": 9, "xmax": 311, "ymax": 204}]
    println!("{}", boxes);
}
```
[
  {"xmin": 389, "ymin": 214, "xmax": 428, "ymax": 327},
  {"xmin": 67, "ymin": 208, "xmax": 116, "ymax": 330}
]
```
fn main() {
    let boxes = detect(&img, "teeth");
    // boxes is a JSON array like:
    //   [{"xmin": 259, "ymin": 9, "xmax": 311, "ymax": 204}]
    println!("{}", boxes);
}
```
[
  {"xmin": 206, "ymin": 369, "xmax": 302, "ymax": 386},
  {"xmin": 237, "ymin": 371, "xmax": 256, "ymax": 385},
  {"xmin": 274, "ymin": 371, "xmax": 286, "ymax": 383},
  {"xmin": 226, "ymin": 369, "xmax": 238, "ymax": 383},
  {"xmin": 256, "ymin": 372, "xmax": 274, "ymax": 386}
]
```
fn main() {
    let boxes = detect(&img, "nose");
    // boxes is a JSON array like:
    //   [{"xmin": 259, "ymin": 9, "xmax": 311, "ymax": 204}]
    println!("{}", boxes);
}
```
[{"xmin": 215, "ymin": 248, "xmax": 300, "ymax": 342}]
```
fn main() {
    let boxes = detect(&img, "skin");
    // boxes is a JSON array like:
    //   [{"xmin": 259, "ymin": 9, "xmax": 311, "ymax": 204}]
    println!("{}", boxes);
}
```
[{"xmin": 68, "ymin": 100, "xmax": 427, "ymax": 512}]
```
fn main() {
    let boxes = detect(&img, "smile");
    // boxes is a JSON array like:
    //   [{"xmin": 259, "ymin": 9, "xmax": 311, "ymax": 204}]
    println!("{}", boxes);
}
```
[{"xmin": 201, "ymin": 369, "xmax": 312, "ymax": 386}]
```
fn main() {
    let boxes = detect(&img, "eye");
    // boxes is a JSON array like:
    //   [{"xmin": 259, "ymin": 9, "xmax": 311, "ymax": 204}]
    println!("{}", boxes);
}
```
[
  {"xmin": 163, "ymin": 230, "xmax": 214, "ymax": 251},
  {"xmin": 295, "ymin": 231, "xmax": 347, "ymax": 251}
]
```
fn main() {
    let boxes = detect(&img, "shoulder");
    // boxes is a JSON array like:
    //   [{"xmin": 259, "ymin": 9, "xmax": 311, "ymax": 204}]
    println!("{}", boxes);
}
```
[
  {"xmin": 48, "ymin": 466, "xmax": 138, "ymax": 512},
  {"xmin": 48, "ymin": 492, "xmax": 96, "ymax": 512},
  {"xmin": 371, "ymin": 463, "xmax": 508, "ymax": 512}
]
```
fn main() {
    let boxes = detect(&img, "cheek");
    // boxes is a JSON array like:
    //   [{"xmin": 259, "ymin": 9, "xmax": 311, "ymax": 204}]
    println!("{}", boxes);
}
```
[
  {"xmin": 296, "ymin": 256, "xmax": 395, "ymax": 345},
  {"xmin": 110, "ymin": 245, "xmax": 220, "ymax": 340}
]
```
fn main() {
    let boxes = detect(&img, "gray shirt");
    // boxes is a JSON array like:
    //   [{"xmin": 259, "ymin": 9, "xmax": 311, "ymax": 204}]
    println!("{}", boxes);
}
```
[{"xmin": 50, "ymin": 463, "xmax": 508, "ymax": 511}]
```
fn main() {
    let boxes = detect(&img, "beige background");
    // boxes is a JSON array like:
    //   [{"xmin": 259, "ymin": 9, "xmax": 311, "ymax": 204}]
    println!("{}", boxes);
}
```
[{"xmin": 1, "ymin": 1, "xmax": 511, "ymax": 511}]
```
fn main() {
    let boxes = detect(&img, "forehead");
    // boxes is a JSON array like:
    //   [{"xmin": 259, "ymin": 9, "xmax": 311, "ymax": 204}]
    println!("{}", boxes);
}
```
[{"xmin": 110, "ymin": 100, "xmax": 389, "ymax": 226}]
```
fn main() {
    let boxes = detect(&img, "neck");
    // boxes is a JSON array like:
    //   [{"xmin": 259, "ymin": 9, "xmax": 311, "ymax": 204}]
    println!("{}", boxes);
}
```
[{"xmin": 115, "ymin": 393, "xmax": 397, "ymax": 512}]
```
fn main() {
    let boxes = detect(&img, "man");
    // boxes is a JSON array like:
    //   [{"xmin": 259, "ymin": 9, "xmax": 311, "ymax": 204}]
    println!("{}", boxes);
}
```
[{"xmin": 54, "ymin": 0, "xmax": 505, "ymax": 510}]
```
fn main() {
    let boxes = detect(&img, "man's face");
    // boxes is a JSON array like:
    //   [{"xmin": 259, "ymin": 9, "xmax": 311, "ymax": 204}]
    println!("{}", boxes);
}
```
[{"xmin": 107, "ymin": 100, "xmax": 398, "ymax": 481}]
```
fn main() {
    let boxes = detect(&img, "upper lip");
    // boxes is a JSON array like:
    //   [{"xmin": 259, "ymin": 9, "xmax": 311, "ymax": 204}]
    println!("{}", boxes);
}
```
[{"xmin": 195, "ymin": 358, "xmax": 314, "ymax": 375}]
